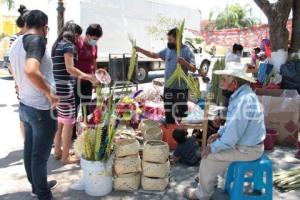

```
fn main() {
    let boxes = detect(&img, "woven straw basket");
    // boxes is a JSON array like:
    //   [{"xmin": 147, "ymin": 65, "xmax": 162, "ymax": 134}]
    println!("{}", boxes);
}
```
[
  {"xmin": 143, "ymin": 127, "xmax": 162, "ymax": 141},
  {"xmin": 141, "ymin": 175, "xmax": 169, "ymax": 191},
  {"xmin": 143, "ymin": 140, "xmax": 169, "ymax": 163},
  {"xmin": 113, "ymin": 172, "xmax": 140, "ymax": 191},
  {"xmin": 142, "ymin": 160, "xmax": 170, "ymax": 178},
  {"xmin": 115, "ymin": 138, "xmax": 140, "ymax": 158},
  {"xmin": 114, "ymin": 154, "xmax": 141, "ymax": 175},
  {"xmin": 139, "ymin": 119, "xmax": 160, "ymax": 133}
]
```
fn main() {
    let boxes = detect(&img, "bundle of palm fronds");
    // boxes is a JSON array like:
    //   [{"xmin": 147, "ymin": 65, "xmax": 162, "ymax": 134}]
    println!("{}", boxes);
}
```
[
  {"xmin": 165, "ymin": 20, "xmax": 201, "ymax": 100},
  {"xmin": 274, "ymin": 167, "xmax": 300, "ymax": 192},
  {"xmin": 165, "ymin": 19, "xmax": 189, "ymax": 88},
  {"xmin": 211, "ymin": 58, "xmax": 225, "ymax": 105},
  {"xmin": 82, "ymin": 87, "xmax": 117, "ymax": 162},
  {"xmin": 187, "ymin": 74, "xmax": 201, "ymax": 100},
  {"xmin": 82, "ymin": 128, "xmax": 96, "ymax": 161},
  {"xmin": 127, "ymin": 34, "xmax": 138, "ymax": 81}
]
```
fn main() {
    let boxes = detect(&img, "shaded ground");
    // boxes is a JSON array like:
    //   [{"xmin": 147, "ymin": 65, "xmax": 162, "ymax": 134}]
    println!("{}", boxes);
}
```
[{"xmin": 1, "ymin": 70, "xmax": 300, "ymax": 200}]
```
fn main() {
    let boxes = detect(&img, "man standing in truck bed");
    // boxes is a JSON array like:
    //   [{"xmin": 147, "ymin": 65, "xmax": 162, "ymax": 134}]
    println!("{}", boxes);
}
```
[{"xmin": 136, "ymin": 28, "xmax": 197, "ymax": 124}]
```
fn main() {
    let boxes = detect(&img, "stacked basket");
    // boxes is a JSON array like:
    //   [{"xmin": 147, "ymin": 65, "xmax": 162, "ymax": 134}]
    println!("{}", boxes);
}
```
[
  {"xmin": 139, "ymin": 119, "xmax": 162, "ymax": 141},
  {"xmin": 142, "ymin": 140, "xmax": 170, "ymax": 191},
  {"xmin": 113, "ymin": 138, "xmax": 141, "ymax": 191}
]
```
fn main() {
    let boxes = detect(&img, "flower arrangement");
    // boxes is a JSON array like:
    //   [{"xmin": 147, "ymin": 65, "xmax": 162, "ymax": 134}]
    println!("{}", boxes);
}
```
[
  {"xmin": 116, "ymin": 96, "xmax": 142, "ymax": 123},
  {"xmin": 79, "ymin": 69, "xmax": 118, "ymax": 162}
]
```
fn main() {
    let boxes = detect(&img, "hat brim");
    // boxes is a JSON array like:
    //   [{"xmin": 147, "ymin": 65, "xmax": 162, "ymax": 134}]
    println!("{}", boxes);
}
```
[{"xmin": 213, "ymin": 70, "xmax": 257, "ymax": 83}]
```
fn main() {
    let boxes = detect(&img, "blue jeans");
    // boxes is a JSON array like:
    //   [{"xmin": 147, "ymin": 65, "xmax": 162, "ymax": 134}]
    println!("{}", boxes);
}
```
[{"xmin": 19, "ymin": 103, "xmax": 57, "ymax": 200}]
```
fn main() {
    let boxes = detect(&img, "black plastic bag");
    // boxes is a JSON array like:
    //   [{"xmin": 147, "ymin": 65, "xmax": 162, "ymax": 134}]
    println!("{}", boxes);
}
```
[{"xmin": 280, "ymin": 61, "xmax": 300, "ymax": 94}]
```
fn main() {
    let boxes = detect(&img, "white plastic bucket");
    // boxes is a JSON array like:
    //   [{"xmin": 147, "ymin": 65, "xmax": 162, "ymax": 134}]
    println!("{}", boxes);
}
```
[{"xmin": 81, "ymin": 157, "xmax": 112, "ymax": 196}]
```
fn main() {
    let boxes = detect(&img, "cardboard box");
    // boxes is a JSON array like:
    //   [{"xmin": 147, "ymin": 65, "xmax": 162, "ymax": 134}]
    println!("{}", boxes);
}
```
[{"xmin": 256, "ymin": 89, "xmax": 300, "ymax": 146}]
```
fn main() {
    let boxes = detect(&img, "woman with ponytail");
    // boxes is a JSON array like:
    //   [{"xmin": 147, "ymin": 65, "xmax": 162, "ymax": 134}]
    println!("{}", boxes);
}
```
[{"xmin": 51, "ymin": 21, "xmax": 99, "ymax": 164}]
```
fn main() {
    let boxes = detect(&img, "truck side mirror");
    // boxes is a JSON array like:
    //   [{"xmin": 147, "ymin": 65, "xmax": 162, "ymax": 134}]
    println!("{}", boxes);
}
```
[
  {"xmin": 199, "ymin": 47, "xmax": 202, "ymax": 54},
  {"xmin": 193, "ymin": 49, "xmax": 199, "ymax": 54}
]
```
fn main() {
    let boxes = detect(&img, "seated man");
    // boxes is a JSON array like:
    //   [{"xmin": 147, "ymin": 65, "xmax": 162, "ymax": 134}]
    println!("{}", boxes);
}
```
[{"xmin": 184, "ymin": 62, "xmax": 266, "ymax": 200}]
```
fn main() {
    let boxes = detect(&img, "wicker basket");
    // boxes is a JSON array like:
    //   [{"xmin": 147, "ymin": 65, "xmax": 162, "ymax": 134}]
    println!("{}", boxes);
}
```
[
  {"xmin": 115, "ymin": 138, "xmax": 140, "ymax": 158},
  {"xmin": 143, "ymin": 140, "xmax": 169, "ymax": 163},
  {"xmin": 139, "ymin": 119, "xmax": 160, "ymax": 133},
  {"xmin": 141, "ymin": 175, "xmax": 169, "ymax": 191},
  {"xmin": 114, "ymin": 154, "xmax": 141, "ymax": 175},
  {"xmin": 113, "ymin": 173, "xmax": 140, "ymax": 191},
  {"xmin": 142, "ymin": 160, "xmax": 170, "ymax": 178},
  {"xmin": 143, "ymin": 127, "xmax": 162, "ymax": 141}
]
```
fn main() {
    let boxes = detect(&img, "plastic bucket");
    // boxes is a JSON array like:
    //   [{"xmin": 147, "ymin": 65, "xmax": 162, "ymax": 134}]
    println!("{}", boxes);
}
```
[
  {"xmin": 160, "ymin": 124, "xmax": 179, "ymax": 150},
  {"xmin": 81, "ymin": 157, "xmax": 112, "ymax": 196},
  {"xmin": 264, "ymin": 128, "xmax": 279, "ymax": 150}
]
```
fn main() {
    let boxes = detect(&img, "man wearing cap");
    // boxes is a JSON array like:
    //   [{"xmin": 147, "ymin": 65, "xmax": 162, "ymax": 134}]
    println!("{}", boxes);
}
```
[{"xmin": 184, "ymin": 62, "xmax": 266, "ymax": 200}]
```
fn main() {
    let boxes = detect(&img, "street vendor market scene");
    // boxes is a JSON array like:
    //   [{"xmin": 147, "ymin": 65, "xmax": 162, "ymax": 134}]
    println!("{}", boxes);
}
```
[{"xmin": 1, "ymin": 0, "xmax": 300, "ymax": 200}]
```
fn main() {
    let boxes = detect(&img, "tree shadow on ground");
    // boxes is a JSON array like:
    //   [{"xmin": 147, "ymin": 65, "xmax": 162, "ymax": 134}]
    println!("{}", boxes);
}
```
[
  {"xmin": 0, "ymin": 149, "xmax": 23, "ymax": 169},
  {"xmin": 0, "ymin": 191, "xmax": 32, "ymax": 200}
]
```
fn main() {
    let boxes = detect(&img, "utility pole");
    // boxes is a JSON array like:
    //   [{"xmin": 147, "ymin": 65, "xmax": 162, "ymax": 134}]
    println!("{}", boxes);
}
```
[{"xmin": 57, "ymin": 0, "xmax": 65, "ymax": 34}]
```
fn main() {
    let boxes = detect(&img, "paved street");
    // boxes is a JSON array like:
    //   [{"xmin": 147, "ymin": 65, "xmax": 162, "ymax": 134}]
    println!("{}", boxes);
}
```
[{"xmin": 0, "ymin": 69, "xmax": 300, "ymax": 200}]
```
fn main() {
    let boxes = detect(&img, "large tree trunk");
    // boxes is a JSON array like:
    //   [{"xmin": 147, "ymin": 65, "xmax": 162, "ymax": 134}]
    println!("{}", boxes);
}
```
[
  {"xmin": 254, "ymin": 0, "xmax": 293, "ymax": 71},
  {"xmin": 57, "ymin": 0, "xmax": 65, "ymax": 35},
  {"xmin": 291, "ymin": 0, "xmax": 300, "ymax": 54}
]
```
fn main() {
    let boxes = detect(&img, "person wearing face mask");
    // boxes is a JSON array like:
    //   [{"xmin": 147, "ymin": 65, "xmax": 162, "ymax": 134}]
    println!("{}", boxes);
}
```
[
  {"xmin": 51, "ymin": 21, "xmax": 99, "ymax": 165},
  {"xmin": 9, "ymin": 10, "xmax": 58, "ymax": 200},
  {"xmin": 74, "ymin": 24, "xmax": 102, "ymax": 125},
  {"xmin": 225, "ymin": 43, "xmax": 244, "ymax": 64},
  {"xmin": 184, "ymin": 62, "xmax": 265, "ymax": 200},
  {"xmin": 136, "ymin": 28, "xmax": 197, "ymax": 124}
]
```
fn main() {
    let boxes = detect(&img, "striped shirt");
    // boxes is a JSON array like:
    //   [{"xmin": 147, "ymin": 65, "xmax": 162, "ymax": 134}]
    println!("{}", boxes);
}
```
[{"xmin": 52, "ymin": 39, "xmax": 78, "ymax": 122}]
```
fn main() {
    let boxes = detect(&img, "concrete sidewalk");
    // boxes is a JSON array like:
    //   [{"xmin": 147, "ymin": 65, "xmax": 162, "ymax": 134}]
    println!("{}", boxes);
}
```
[
  {"xmin": 1, "ymin": 146, "xmax": 300, "ymax": 200},
  {"xmin": 1, "ymin": 77, "xmax": 300, "ymax": 200}
]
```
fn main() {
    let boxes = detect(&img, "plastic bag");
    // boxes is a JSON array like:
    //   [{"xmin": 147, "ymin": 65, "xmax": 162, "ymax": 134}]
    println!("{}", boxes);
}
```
[
  {"xmin": 257, "ymin": 62, "xmax": 273, "ymax": 83},
  {"xmin": 280, "ymin": 61, "xmax": 300, "ymax": 94}
]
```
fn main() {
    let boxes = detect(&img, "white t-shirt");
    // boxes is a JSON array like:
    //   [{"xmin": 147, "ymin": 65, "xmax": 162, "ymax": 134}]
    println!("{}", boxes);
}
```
[
  {"xmin": 9, "ymin": 35, "xmax": 55, "ymax": 110},
  {"xmin": 225, "ymin": 52, "xmax": 241, "ymax": 63}
]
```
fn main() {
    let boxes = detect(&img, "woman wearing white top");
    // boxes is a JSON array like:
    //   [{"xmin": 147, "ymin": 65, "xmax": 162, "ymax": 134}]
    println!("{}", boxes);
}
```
[{"xmin": 225, "ymin": 43, "xmax": 244, "ymax": 63}]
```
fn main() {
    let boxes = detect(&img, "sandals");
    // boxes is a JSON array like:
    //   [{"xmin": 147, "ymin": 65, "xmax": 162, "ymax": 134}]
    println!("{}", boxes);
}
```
[
  {"xmin": 183, "ymin": 187, "xmax": 200, "ymax": 200},
  {"xmin": 61, "ymin": 155, "xmax": 80, "ymax": 165},
  {"xmin": 54, "ymin": 149, "xmax": 62, "ymax": 160}
]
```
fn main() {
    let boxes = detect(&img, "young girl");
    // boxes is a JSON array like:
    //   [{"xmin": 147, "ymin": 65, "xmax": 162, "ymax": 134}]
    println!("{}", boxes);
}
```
[{"xmin": 51, "ymin": 21, "xmax": 99, "ymax": 164}]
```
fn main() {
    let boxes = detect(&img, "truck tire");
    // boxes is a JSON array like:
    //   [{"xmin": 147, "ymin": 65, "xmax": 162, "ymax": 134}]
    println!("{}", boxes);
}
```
[
  {"xmin": 200, "ymin": 60, "xmax": 210, "ymax": 74},
  {"xmin": 137, "ymin": 66, "xmax": 149, "ymax": 82}
]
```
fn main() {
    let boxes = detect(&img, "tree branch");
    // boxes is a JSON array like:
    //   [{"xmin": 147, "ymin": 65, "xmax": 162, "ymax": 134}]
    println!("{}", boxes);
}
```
[
  {"xmin": 254, "ymin": 0, "xmax": 272, "ymax": 16},
  {"xmin": 277, "ymin": 0, "xmax": 293, "ymax": 12}
]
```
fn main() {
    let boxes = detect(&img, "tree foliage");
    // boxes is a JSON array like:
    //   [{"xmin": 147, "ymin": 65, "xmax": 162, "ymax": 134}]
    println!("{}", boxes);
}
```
[
  {"xmin": 147, "ymin": 15, "xmax": 181, "ymax": 41},
  {"xmin": 207, "ymin": 3, "xmax": 260, "ymax": 30},
  {"xmin": 1, "ymin": 0, "xmax": 14, "ymax": 10},
  {"xmin": 147, "ymin": 15, "xmax": 203, "ymax": 45}
]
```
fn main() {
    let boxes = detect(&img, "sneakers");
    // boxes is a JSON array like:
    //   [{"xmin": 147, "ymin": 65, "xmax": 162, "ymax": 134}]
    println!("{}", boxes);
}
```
[{"xmin": 30, "ymin": 180, "xmax": 58, "ymax": 197}]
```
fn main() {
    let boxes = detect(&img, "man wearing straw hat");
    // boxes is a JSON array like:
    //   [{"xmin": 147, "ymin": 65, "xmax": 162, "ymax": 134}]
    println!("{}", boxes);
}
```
[{"xmin": 184, "ymin": 62, "xmax": 266, "ymax": 200}]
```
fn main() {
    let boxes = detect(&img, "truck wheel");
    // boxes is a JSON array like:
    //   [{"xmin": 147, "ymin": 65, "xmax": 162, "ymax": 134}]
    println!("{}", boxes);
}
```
[
  {"xmin": 137, "ymin": 66, "xmax": 148, "ymax": 82},
  {"xmin": 200, "ymin": 60, "xmax": 210, "ymax": 74}
]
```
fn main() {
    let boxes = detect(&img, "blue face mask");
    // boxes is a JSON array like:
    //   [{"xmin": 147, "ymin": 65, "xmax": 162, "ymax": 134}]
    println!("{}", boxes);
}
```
[{"xmin": 89, "ymin": 39, "xmax": 97, "ymax": 47}]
